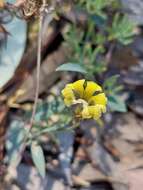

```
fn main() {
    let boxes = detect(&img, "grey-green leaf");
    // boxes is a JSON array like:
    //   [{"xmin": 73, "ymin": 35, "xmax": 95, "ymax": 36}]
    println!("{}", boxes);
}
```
[
  {"xmin": 6, "ymin": 120, "xmax": 26, "ymax": 166},
  {"xmin": 56, "ymin": 63, "xmax": 87, "ymax": 74},
  {"xmin": 103, "ymin": 75, "xmax": 120, "ymax": 88},
  {"xmin": 31, "ymin": 142, "xmax": 46, "ymax": 178},
  {"xmin": 108, "ymin": 95, "xmax": 127, "ymax": 112}
]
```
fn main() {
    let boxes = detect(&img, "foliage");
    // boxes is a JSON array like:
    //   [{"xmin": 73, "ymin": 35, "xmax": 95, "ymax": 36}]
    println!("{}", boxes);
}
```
[
  {"xmin": 57, "ymin": 0, "xmax": 136, "ymax": 112},
  {"xmin": 56, "ymin": 63, "xmax": 87, "ymax": 73},
  {"xmin": 78, "ymin": 0, "xmax": 115, "ymax": 18},
  {"xmin": 5, "ymin": 0, "xmax": 137, "ymax": 177},
  {"xmin": 31, "ymin": 142, "xmax": 46, "ymax": 178},
  {"xmin": 6, "ymin": 96, "xmax": 72, "ymax": 177},
  {"xmin": 6, "ymin": 120, "xmax": 27, "ymax": 166},
  {"xmin": 103, "ymin": 75, "xmax": 127, "ymax": 112},
  {"xmin": 108, "ymin": 13, "xmax": 136, "ymax": 44}
]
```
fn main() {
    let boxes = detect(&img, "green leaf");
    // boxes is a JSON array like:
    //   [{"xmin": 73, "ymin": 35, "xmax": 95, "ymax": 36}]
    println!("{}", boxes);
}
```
[
  {"xmin": 108, "ymin": 13, "xmax": 135, "ymax": 45},
  {"xmin": 6, "ymin": 120, "xmax": 27, "ymax": 166},
  {"xmin": 56, "ymin": 63, "xmax": 87, "ymax": 74},
  {"xmin": 31, "ymin": 142, "xmax": 46, "ymax": 178},
  {"xmin": 34, "ymin": 125, "xmax": 65, "ymax": 136},
  {"xmin": 103, "ymin": 75, "xmax": 120, "ymax": 89},
  {"xmin": 25, "ymin": 97, "xmax": 66, "ymax": 122},
  {"xmin": 86, "ymin": 0, "xmax": 113, "ymax": 17},
  {"xmin": 108, "ymin": 95, "xmax": 127, "ymax": 112}
]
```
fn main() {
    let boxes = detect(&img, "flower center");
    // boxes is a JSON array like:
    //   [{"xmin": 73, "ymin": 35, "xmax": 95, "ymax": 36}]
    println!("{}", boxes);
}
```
[{"xmin": 73, "ymin": 98, "xmax": 88, "ymax": 107}]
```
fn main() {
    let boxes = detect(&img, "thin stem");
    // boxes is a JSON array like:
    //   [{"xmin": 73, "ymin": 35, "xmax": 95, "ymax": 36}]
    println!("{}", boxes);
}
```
[
  {"xmin": 8, "ymin": 15, "xmax": 44, "ymax": 167},
  {"xmin": 29, "ymin": 15, "xmax": 42, "ymax": 129},
  {"xmin": 16, "ymin": 13, "xmax": 45, "ymax": 164}
]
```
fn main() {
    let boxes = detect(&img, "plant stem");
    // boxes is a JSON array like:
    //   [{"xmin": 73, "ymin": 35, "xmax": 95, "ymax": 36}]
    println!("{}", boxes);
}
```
[{"xmin": 29, "ymin": 15, "xmax": 43, "ymax": 129}]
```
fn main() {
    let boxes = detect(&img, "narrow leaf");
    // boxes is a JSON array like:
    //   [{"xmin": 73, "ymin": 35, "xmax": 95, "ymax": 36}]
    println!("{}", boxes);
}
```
[
  {"xmin": 31, "ymin": 142, "xmax": 46, "ymax": 178},
  {"xmin": 56, "ymin": 63, "xmax": 87, "ymax": 74}
]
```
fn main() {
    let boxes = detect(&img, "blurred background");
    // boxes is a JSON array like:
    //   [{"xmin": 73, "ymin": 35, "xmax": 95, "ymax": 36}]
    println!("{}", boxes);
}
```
[{"xmin": 0, "ymin": 0, "xmax": 143, "ymax": 190}]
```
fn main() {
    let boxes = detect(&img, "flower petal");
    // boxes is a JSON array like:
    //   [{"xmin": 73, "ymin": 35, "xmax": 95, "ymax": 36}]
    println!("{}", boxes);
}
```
[
  {"xmin": 88, "ymin": 105, "xmax": 106, "ymax": 120},
  {"xmin": 83, "ymin": 81, "xmax": 102, "ymax": 100},
  {"xmin": 62, "ymin": 84, "xmax": 75, "ymax": 106},
  {"xmin": 61, "ymin": 79, "xmax": 107, "ymax": 120},
  {"xmin": 82, "ymin": 105, "xmax": 106, "ymax": 120},
  {"xmin": 72, "ymin": 79, "xmax": 85, "ymax": 98},
  {"xmin": 88, "ymin": 93, "xmax": 107, "ymax": 106},
  {"xmin": 82, "ymin": 106, "xmax": 91, "ymax": 119},
  {"xmin": 64, "ymin": 98, "xmax": 74, "ymax": 106}
]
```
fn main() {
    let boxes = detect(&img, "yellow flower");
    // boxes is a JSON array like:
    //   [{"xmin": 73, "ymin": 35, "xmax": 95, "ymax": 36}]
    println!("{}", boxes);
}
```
[{"xmin": 62, "ymin": 79, "xmax": 107, "ymax": 120}]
